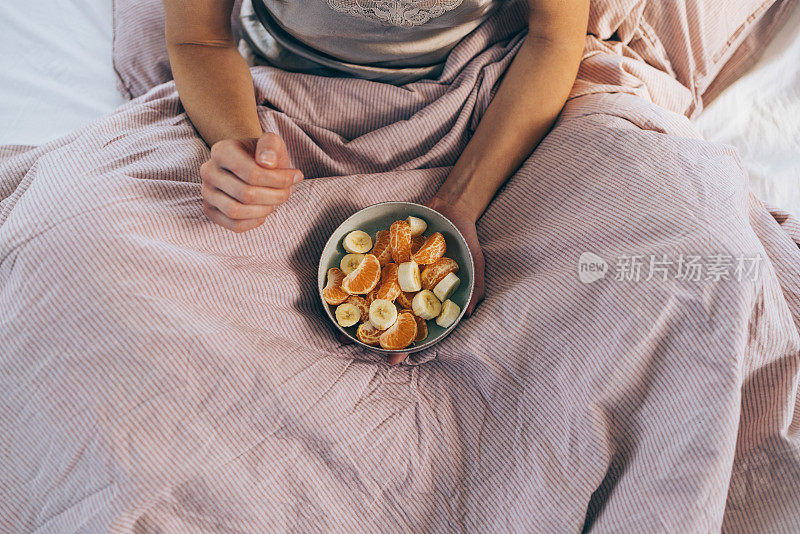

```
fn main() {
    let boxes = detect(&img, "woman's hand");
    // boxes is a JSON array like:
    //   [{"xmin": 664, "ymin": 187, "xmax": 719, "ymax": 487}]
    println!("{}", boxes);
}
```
[
  {"xmin": 201, "ymin": 132, "xmax": 303, "ymax": 233},
  {"xmin": 425, "ymin": 196, "xmax": 486, "ymax": 318},
  {"xmin": 380, "ymin": 197, "xmax": 485, "ymax": 366}
]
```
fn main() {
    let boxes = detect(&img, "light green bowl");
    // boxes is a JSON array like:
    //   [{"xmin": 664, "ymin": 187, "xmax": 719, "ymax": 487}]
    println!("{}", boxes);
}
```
[{"xmin": 318, "ymin": 201, "xmax": 474, "ymax": 354}]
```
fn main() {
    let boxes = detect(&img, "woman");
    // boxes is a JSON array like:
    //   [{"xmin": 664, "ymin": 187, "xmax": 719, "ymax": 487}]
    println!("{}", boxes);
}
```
[{"xmin": 163, "ymin": 0, "xmax": 591, "ymax": 330}]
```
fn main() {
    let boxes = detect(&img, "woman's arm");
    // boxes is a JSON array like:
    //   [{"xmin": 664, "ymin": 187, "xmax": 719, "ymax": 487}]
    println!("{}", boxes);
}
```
[
  {"xmin": 432, "ymin": 0, "xmax": 590, "ymax": 223},
  {"xmin": 164, "ymin": 0, "xmax": 302, "ymax": 232},
  {"xmin": 425, "ymin": 0, "xmax": 589, "ymax": 320},
  {"xmin": 164, "ymin": 0, "xmax": 261, "ymax": 144}
]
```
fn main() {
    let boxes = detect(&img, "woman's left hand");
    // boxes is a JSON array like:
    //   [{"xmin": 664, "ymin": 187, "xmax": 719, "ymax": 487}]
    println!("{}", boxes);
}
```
[
  {"xmin": 385, "ymin": 197, "xmax": 485, "ymax": 366},
  {"xmin": 339, "ymin": 196, "xmax": 486, "ymax": 366},
  {"xmin": 424, "ymin": 196, "xmax": 485, "ymax": 318}
]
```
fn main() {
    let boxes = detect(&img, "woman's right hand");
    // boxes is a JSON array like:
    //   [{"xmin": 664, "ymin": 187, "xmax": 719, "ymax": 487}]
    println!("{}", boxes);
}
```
[{"xmin": 200, "ymin": 132, "xmax": 304, "ymax": 233}]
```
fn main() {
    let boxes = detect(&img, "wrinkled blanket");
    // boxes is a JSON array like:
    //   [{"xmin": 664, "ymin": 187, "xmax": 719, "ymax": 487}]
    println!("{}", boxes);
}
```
[{"xmin": 2, "ymin": 1, "xmax": 800, "ymax": 532}]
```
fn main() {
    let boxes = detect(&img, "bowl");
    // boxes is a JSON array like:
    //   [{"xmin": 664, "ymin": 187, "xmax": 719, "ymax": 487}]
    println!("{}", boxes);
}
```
[{"xmin": 318, "ymin": 201, "xmax": 474, "ymax": 354}]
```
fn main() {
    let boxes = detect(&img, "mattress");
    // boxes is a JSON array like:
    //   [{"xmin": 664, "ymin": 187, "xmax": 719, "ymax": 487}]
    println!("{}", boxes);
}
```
[{"xmin": 0, "ymin": 0, "xmax": 797, "ymax": 213}]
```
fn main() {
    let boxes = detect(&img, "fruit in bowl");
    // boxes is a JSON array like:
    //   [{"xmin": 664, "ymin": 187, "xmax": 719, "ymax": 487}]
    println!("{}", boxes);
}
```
[{"xmin": 318, "ymin": 202, "xmax": 474, "ymax": 355}]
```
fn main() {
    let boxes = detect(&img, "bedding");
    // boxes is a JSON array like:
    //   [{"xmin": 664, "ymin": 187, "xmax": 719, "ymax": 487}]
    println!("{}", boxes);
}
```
[
  {"xmin": 1, "ymin": 0, "xmax": 798, "ymax": 214},
  {"xmin": 2, "ymin": 0, "xmax": 800, "ymax": 532},
  {"xmin": 0, "ymin": 0, "xmax": 124, "ymax": 147},
  {"xmin": 694, "ymin": 0, "xmax": 800, "ymax": 218}
]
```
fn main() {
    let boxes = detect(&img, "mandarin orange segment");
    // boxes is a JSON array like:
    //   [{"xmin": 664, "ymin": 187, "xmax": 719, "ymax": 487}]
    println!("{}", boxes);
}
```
[
  {"xmin": 389, "ymin": 220, "xmax": 412, "ymax": 263},
  {"xmin": 400, "ymin": 309, "xmax": 428, "ymax": 342},
  {"xmin": 341, "ymin": 253, "xmax": 381, "ymax": 295},
  {"xmin": 378, "ymin": 311, "xmax": 418, "ymax": 350},
  {"xmin": 371, "ymin": 230, "xmax": 393, "ymax": 266},
  {"xmin": 365, "ymin": 286, "xmax": 380, "ymax": 307},
  {"xmin": 356, "ymin": 322, "xmax": 381, "ymax": 346},
  {"xmin": 421, "ymin": 257, "xmax": 459, "ymax": 290},
  {"xmin": 396, "ymin": 290, "xmax": 416, "ymax": 309},
  {"xmin": 412, "ymin": 315, "xmax": 428, "ymax": 342},
  {"xmin": 322, "ymin": 267, "xmax": 349, "ymax": 305},
  {"xmin": 411, "ymin": 234, "xmax": 426, "ymax": 255},
  {"xmin": 376, "ymin": 262, "xmax": 402, "ymax": 302},
  {"xmin": 411, "ymin": 232, "xmax": 446, "ymax": 265},
  {"xmin": 346, "ymin": 295, "xmax": 369, "ymax": 323}
]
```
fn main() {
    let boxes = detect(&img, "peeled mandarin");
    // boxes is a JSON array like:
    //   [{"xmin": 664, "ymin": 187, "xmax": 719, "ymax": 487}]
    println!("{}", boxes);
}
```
[
  {"xmin": 396, "ymin": 290, "xmax": 416, "ymax": 309},
  {"xmin": 400, "ymin": 309, "xmax": 428, "ymax": 342},
  {"xmin": 365, "ymin": 286, "xmax": 380, "ymax": 307},
  {"xmin": 411, "ymin": 234, "xmax": 426, "ymax": 255},
  {"xmin": 371, "ymin": 230, "xmax": 393, "ymax": 266},
  {"xmin": 356, "ymin": 322, "xmax": 382, "ymax": 346},
  {"xmin": 341, "ymin": 254, "xmax": 381, "ymax": 295},
  {"xmin": 411, "ymin": 232, "xmax": 446, "ymax": 265},
  {"xmin": 322, "ymin": 267, "xmax": 349, "ymax": 305},
  {"xmin": 421, "ymin": 257, "xmax": 459, "ymax": 290},
  {"xmin": 412, "ymin": 315, "xmax": 428, "ymax": 342},
  {"xmin": 376, "ymin": 263, "xmax": 402, "ymax": 302},
  {"xmin": 379, "ymin": 312, "xmax": 418, "ymax": 350},
  {"xmin": 389, "ymin": 220, "xmax": 412, "ymax": 263}
]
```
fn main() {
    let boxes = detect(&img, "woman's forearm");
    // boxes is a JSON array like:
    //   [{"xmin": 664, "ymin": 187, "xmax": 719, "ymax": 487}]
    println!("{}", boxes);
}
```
[
  {"xmin": 435, "ymin": 3, "xmax": 589, "ymax": 222},
  {"xmin": 167, "ymin": 42, "xmax": 263, "ymax": 146}
]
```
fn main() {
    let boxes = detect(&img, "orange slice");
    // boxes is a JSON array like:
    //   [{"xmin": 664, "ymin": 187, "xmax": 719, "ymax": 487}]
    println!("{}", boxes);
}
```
[
  {"xmin": 411, "ymin": 234, "xmax": 426, "ymax": 255},
  {"xmin": 341, "ymin": 254, "xmax": 381, "ymax": 295},
  {"xmin": 389, "ymin": 220, "xmax": 412, "ymax": 263},
  {"xmin": 376, "ymin": 263, "xmax": 402, "ymax": 302},
  {"xmin": 346, "ymin": 295, "xmax": 369, "ymax": 323},
  {"xmin": 322, "ymin": 267, "xmax": 349, "ymax": 305},
  {"xmin": 365, "ymin": 286, "xmax": 380, "ymax": 307},
  {"xmin": 379, "ymin": 311, "xmax": 417, "ymax": 350},
  {"xmin": 371, "ymin": 230, "xmax": 393, "ymax": 266},
  {"xmin": 411, "ymin": 232, "xmax": 446, "ymax": 265},
  {"xmin": 357, "ymin": 322, "xmax": 381, "ymax": 346},
  {"xmin": 396, "ymin": 290, "xmax": 416, "ymax": 309},
  {"xmin": 400, "ymin": 309, "xmax": 428, "ymax": 342},
  {"xmin": 421, "ymin": 257, "xmax": 459, "ymax": 290}
]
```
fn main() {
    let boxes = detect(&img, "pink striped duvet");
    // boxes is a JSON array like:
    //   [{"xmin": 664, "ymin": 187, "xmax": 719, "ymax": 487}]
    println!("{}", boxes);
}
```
[{"xmin": 2, "ymin": 0, "xmax": 800, "ymax": 532}]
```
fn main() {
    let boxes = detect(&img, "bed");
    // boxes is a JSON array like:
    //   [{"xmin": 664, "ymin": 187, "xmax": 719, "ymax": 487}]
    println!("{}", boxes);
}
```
[{"xmin": 2, "ymin": 1, "xmax": 800, "ymax": 532}]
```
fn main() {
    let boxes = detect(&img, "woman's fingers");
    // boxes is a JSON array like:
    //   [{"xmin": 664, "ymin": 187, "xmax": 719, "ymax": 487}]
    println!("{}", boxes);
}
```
[
  {"xmin": 202, "ymin": 163, "xmax": 294, "ymax": 206},
  {"xmin": 209, "ymin": 138, "xmax": 302, "ymax": 188},
  {"xmin": 202, "ymin": 184, "xmax": 277, "ymax": 220},
  {"xmin": 202, "ymin": 202, "xmax": 267, "ymax": 234},
  {"xmin": 255, "ymin": 132, "xmax": 293, "ymax": 169},
  {"xmin": 387, "ymin": 352, "xmax": 408, "ymax": 365},
  {"xmin": 202, "ymin": 134, "xmax": 302, "ymax": 232},
  {"xmin": 465, "ymin": 244, "xmax": 486, "ymax": 317}
]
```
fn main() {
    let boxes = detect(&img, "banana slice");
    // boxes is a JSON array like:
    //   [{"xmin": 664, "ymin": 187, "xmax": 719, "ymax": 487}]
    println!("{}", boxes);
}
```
[
  {"xmin": 369, "ymin": 299, "xmax": 398, "ymax": 330},
  {"xmin": 335, "ymin": 302, "xmax": 361, "ymax": 327},
  {"xmin": 397, "ymin": 261, "xmax": 422, "ymax": 292},
  {"xmin": 406, "ymin": 216, "xmax": 427, "ymax": 238},
  {"xmin": 436, "ymin": 299, "xmax": 461, "ymax": 328},
  {"xmin": 340, "ymin": 253, "xmax": 365, "ymax": 275},
  {"xmin": 343, "ymin": 230, "xmax": 373, "ymax": 254},
  {"xmin": 411, "ymin": 289, "xmax": 442, "ymax": 320},
  {"xmin": 432, "ymin": 272, "xmax": 460, "ymax": 302}
]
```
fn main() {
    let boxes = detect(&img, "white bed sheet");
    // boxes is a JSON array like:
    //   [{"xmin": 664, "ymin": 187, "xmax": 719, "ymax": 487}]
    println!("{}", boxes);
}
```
[
  {"xmin": 0, "ymin": 0, "xmax": 797, "ymax": 213},
  {"xmin": 693, "ymin": 0, "xmax": 800, "ymax": 215},
  {"xmin": 0, "ymin": 0, "xmax": 124, "ymax": 147}
]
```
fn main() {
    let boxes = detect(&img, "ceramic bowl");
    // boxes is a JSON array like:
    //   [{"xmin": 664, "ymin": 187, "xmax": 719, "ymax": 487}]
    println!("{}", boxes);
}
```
[{"xmin": 318, "ymin": 201, "xmax": 474, "ymax": 354}]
